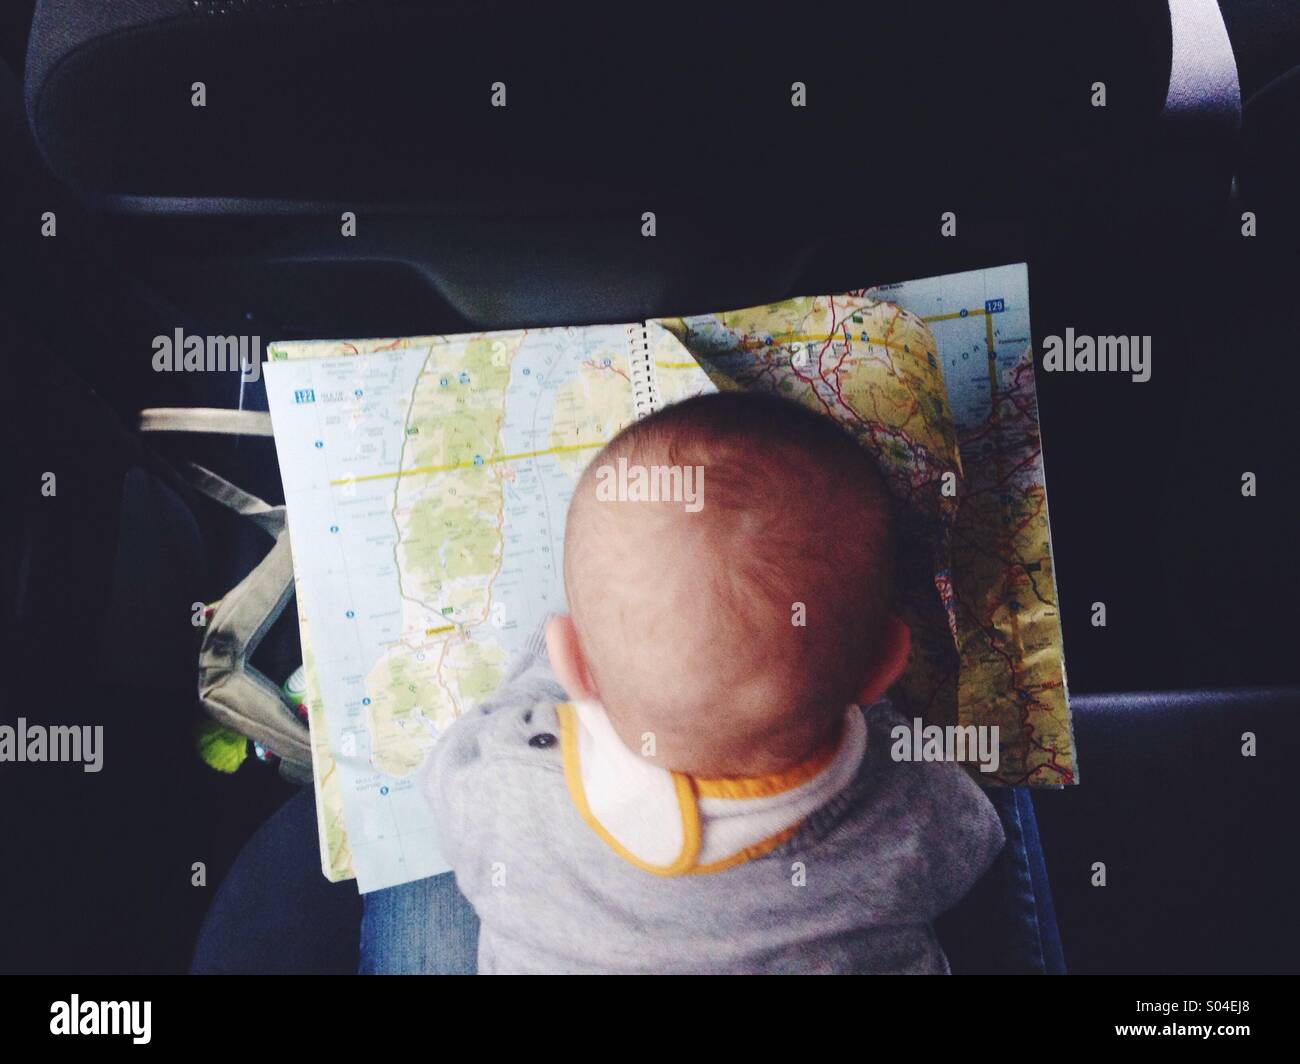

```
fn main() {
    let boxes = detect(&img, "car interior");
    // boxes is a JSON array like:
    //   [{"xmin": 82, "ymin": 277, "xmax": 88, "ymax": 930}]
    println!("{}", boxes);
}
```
[{"xmin": 2, "ymin": 0, "xmax": 1297, "ymax": 976}]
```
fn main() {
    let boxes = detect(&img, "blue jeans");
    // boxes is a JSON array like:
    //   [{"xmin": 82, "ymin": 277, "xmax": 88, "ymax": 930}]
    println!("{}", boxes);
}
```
[{"xmin": 359, "ymin": 786, "xmax": 1065, "ymax": 974}]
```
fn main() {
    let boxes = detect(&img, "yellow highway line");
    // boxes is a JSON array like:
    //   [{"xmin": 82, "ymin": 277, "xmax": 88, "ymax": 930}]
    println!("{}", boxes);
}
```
[
  {"xmin": 331, "ymin": 439, "xmax": 606, "ymax": 486},
  {"xmin": 922, "ymin": 308, "xmax": 988, "ymax": 323}
]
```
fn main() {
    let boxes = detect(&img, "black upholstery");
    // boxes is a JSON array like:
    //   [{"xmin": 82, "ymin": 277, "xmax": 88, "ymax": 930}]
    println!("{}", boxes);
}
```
[
  {"xmin": 1033, "ymin": 686, "xmax": 1300, "ymax": 974},
  {"xmin": 27, "ymin": 1, "xmax": 1171, "ymax": 209},
  {"xmin": 20, "ymin": 2, "xmax": 1184, "ymax": 343}
]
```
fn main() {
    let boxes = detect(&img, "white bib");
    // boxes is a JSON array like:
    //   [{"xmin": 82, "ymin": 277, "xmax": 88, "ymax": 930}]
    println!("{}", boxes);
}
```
[{"xmin": 557, "ymin": 700, "xmax": 867, "ymax": 875}]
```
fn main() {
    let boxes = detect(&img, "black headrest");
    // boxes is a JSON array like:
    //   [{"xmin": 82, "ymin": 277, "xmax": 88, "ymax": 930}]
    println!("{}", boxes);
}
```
[{"xmin": 26, "ymin": 1, "xmax": 1173, "ymax": 216}]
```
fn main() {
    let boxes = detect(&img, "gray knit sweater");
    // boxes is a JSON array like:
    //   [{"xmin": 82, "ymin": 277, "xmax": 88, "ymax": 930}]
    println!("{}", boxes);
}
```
[{"xmin": 421, "ymin": 631, "xmax": 1005, "ymax": 974}]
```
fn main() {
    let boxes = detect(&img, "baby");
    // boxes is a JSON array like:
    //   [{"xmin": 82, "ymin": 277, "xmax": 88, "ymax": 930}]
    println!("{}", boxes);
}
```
[{"xmin": 422, "ymin": 390, "xmax": 1004, "ymax": 974}]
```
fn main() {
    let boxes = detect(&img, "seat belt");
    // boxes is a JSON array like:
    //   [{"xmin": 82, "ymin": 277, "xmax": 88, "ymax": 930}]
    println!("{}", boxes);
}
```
[{"xmin": 1162, "ymin": 0, "xmax": 1242, "ymax": 135}]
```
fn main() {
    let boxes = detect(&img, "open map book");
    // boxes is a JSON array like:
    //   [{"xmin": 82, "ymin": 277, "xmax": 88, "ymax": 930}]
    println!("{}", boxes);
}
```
[{"xmin": 264, "ymin": 263, "xmax": 1074, "ymax": 892}]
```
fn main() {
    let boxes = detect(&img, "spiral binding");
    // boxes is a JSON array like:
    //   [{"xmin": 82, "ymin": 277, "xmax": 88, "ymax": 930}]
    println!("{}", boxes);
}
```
[{"xmin": 627, "ymin": 322, "xmax": 658, "ymax": 419}]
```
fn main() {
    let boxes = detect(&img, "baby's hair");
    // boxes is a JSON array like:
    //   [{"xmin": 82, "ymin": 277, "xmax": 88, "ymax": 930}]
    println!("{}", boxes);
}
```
[{"xmin": 565, "ymin": 390, "xmax": 899, "ymax": 771}]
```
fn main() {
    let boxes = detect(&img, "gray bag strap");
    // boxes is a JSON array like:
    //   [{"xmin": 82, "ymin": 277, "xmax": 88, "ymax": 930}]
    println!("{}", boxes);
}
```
[{"xmin": 183, "ymin": 460, "xmax": 312, "ymax": 780}]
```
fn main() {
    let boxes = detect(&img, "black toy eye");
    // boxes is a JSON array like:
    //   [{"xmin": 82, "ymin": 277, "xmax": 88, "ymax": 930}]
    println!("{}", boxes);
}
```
[{"xmin": 528, "ymin": 733, "xmax": 557, "ymax": 749}]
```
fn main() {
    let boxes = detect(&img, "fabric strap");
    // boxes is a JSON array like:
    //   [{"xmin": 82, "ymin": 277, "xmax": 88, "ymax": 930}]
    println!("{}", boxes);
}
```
[
  {"xmin": 184, "ymin": 457, "xmax": 311, "ymax": 782},
  {"xmin": 1162, "ymin": 0, "xmax": 1241, "ymax": 132},
  {"xmin": 139, "ymin": 407, "xmax": 274, "ymax": 437}
]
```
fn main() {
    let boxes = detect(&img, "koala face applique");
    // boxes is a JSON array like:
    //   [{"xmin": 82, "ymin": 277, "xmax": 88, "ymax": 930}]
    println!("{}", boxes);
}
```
[{"xmin": 514, "ymin": 703, "xmax": 562, "ymax": 757}]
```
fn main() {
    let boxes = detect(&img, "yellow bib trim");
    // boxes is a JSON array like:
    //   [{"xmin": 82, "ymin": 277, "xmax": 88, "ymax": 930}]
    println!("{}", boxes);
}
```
[
  {"xmin": 557, "ymin": 701, "xmax": 817, "ymax": 877},
  {"xmin": 557, "ymin": 702, "xmax": 701, "ymax": 877},
  {"xmin": 693, "ymin": 720, "xmax": 846, "ymax": 799},
  {"xmin": 686, "ymin": 822, "xmax": 803, "ymax": 875}
]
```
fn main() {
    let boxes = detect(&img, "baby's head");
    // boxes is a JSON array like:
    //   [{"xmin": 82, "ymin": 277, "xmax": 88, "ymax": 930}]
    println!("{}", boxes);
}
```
[{"xmin": 546, "ymin": 391, "xmax": 910, "ymax": 778}]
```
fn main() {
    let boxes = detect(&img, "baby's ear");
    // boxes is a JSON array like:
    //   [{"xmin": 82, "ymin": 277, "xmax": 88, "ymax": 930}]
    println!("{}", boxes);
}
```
[
  {"xmin": 545, "ymin": 614, "xmax": 599, "ymax": 703},
  {"xmin": 854, "ymin": 616, "xmax": 912, "ymax": 706}
]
